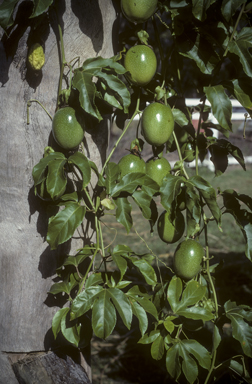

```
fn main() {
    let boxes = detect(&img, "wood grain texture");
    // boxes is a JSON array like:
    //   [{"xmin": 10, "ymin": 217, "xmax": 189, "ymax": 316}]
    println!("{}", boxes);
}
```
[{"xmin": 0, "ymin": 0, "xmax": 117, "ymax": 382}]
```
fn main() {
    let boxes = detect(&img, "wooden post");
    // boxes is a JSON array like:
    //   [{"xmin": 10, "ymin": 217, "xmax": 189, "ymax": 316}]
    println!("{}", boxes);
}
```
[{"xmin": 0, "ymin": 1, "xmax": 117, "ymax": 382}]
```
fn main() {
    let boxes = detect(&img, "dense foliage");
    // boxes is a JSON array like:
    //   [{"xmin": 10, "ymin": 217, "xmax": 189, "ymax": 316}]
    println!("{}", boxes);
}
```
[{"xmin": 1, "ymin": 0, "xmax": 252, "ymax": 382}]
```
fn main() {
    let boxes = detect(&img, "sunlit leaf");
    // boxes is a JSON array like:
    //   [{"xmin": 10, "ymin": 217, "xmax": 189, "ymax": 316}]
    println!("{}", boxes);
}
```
[
  {"xmin": 92, "ymin": 290, "xmax": 117, "ymax": 339},
  {"xmin": 47, "ymin": 202, "xmax": 86, "ymax": 249},
  {"xmin": 46, "ymin": 158, "xmax": 67, "ymax": 199},
  {"xmin": 107, "ymin": 287, "xmax": 132, "ymax": 329}
]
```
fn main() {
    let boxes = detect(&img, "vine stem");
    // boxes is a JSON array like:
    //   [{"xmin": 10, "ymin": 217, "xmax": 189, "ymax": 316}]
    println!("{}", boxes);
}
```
[
  {"xmin": 27, "ymin": 99, "xmax": 53, "ymax": 124},
  {"xmin": 101, "ymin": 93, "xmax": 141, "ymax": 175},
  {"xmin": 195, "ymin": 97, "xmax": 206, "ymax": 176},
  {"xmin": 56, "ymin": 12, "xmax": 67, "ymax": 109},
  {"xmin": 203, "ymin": 214, "xmax": 219, "ymax": 384},
  {"xmin": 223, "ymin": 2, "xmax": 246, "ymax": 57}
]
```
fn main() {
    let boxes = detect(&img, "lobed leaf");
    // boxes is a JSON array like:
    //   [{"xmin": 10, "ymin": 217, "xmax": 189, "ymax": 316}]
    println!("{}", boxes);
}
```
[
  {"xmin": 32, "ymin": 152, "xmax": 66, "ymax": 187},
  {"xmin": 71, "ymin": 286, "xmax": 104, "ymax": 319},
  {"xmin": 47, "ymin": 202, "xmax": 86, "ymax": 249}
]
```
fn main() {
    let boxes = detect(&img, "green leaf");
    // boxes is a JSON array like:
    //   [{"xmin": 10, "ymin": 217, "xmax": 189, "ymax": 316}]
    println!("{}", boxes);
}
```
[
  {"xmin": 228, "ymin": 27, "xmax": 252, "ymax": 77},
  {"xmin": 132, "ymin": 259, "xmax": 157, "ymax": 286},
  {"xmin": 177, "ymin": 30, "xmax": 218, "ymax": 75},
  {"xmin": 71, "ymin": 286, "xmax": 104, "ymax": 319},
  {"xmin": 111, "ymin": 172, "xmax": 146, "ymax": 197},
  {"xmin": 166, "ymin": 344, "xmax": 181, "ymax": 381},
  {"xmin": 94, "ymin": 70, "xmax": 130, "ymax": 113},
  {"xmin": 151, "ymin": 335, "xmax": 165, "ymax": 360},
  {"xmin": 138, "ymin": 330, "xmax": 161, "ymax": 344},
  {"xmin": 182, "ymin": 339, "xmax": 211, "ymax": 370},
  {"xmin": 204, "ymin": 85, "xmax": 232, "ymax": 131},
  {"xmin": 30, "ymin": 0, "xmax": 53, "ymax": 18},
  {"xmin": 32, "ymin": 152, "xmax": 66, "ymax": 187},
  {"xmin": 166, "ymin": 339, "xmax": 211, "ymax": 384},
  {"xmin": 105, "ymin": 162, "xmax": 120, "ymax": 195},
  {"xmin": 107, "ymin": 287, "xmax": 132, "ymax": 329},
  {"xmin": 213, "ymin": 324, "xmax": 221, "ymax": 352},
  {"xmin": 72, "ymin": 69, "xmax": 102, "ymax": 121},
  {"xmin": 130, "ymin": 300, "xmax": 148, "ymax": 337},
  {"xmin": 221, "ymin": 0, "xmax": 246, "ymax": 21},
  {"xmin": 112, "ymin": 253, "xmax": 128, "ymax": 280},
  {"xmin": 52, "ymin": 307, "xmax": 69, "ymax": 340},
  {"xmin": 85, "ymin": 273, "xmax": 104, "ymax": 289},
  {"xmin": 168, "ymin": 277, "xmax": 206, "ymax": 312},
  {"xmin": 141, "ymin": 175, "xmax": 160, "ymax": 197},
  {"xmin": 0, "ymin": 0, "xmax": 19, "ymax": 29},
  {"xmin": 185, "ymin": 186, "xmax": 201, "ymax": 237},
  {"xmin": 47, "ymin": 202, "xmax": 86, "ymax": 249},
  {"xmin": 135, "ymin": 296, "xmax": 158, "ymax": 320},
  {"xmin": 72, "ymin": 56, "xmax": 130, "ymax": 120},
  {"xmin": 222, "ymin": 190, "xmax": 252, "ymax": 261},
  {"xmin": 190, "ymin": 175, "xmax": 222, "ymax": 227},
  {"xmin": 46, "ymin": 158, "xmax": 67, "ymax": 199},
  {"xmin": 132, "ymin": 190, "xmax": 152, "ymax": 220},
  {"xmin": 228, "ymin": 79, "xmax": 252, "ymax": 112},
  {"xmin": 164, "ymin": 316, "xmax": 176, "ymax": 333},
  {"xmin": 61, "ymin": 310, "xmax": 80, "ymax": 347},
  {"xmin": 68, "ymin": 152, "xmax": 91, "ymax": 188},
  {"xmin": 168, "ymin": 277, "xmax": 214, "ymax": 321},
  {"xmin": 225, "ymin": 300, "xmax": 252, "ymax": 357},
  {"xmin": 92, "ymin": 290, "xmax": 117, "ymax": 339},
  {"xmin": 192, "ymin": 0, "xmax": 212, "ymax": 21},
  {"xmin": 114, "ymin": 197, "xmax": 132, "ymax": 233},
  {"xmin": 160, "ymin": 175, "xmax": 184, "ymax": 211},
  {"xmin": 49, "ymin": 274, "xmax": 79, "ymax": 295},
  {"xmin": 210, "ymin": 139, "xmax": 246, "ymax": 173}
]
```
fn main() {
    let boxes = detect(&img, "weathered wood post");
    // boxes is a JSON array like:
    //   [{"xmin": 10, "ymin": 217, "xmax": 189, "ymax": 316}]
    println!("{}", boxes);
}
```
[{"xmin": 0, "ymin": 1, "xmax": 117, "ymax": 382}]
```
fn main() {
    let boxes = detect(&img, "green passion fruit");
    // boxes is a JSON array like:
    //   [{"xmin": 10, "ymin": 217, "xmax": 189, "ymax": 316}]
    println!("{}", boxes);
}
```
[
  {"xmin": 121, "ymin": 0, "xmax": 158, "ymax": 23},
  {"xmin": 157, "ymin": 209, "xmax": 185, "ymax": 244},
  {"xmin": 118, "ymin": 153, "xmax": 146, "ymax": 177},
  {"xmin": 173, "ymin": 239, "xmax": 204, "ymax": 280},
  {"xmin": 142, "ymin": 103, "xmax": 174, "ymax": 147},
  {"xmin": 146, "ymin": 157, "xmax": 171, "ymax": 186},
  {"xmin": 181, "ymin": 141, "xmax": 196, "ymax": 163},
  {"xmin": 124, "ymin": 45, "xmax": 157, "ymax": 87},
  {"xmin": 52, "ymin": 107, "xmax": 85, "ymax": 150}
]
